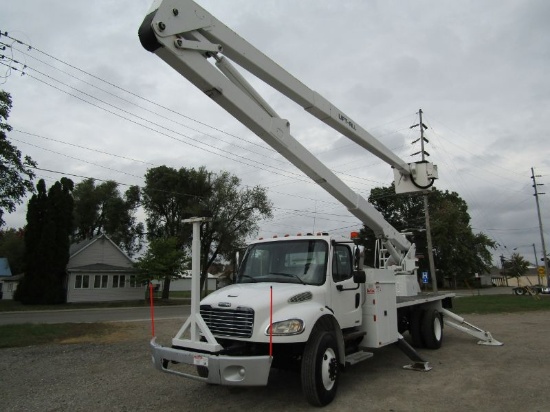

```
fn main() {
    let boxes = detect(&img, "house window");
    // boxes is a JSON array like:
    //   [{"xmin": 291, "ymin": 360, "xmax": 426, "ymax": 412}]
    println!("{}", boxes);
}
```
[
  {"xmin": 94, "ymin": 275, "xmax": 108, "ymax": 288},
  {"xmin": 129, "ymin": 275, "xmax": 139, "ymax": 288},
  {"xmin": 112, "ymin": 275, "xmax": 126, "ymax": 288},
  {"xmin": 75, "ymin": 275, "xmax": 90, "ymax": 289}
]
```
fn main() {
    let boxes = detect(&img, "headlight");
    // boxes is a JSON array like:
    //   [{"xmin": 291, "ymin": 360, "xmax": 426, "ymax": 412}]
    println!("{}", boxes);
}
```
[{"xmin": 265, "ymin": 319, "xmax": 305, "ymax": 336}]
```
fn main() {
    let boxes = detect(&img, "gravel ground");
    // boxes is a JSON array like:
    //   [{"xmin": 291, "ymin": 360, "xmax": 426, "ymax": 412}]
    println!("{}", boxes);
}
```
[{"xmin": 1, "ymin": 312, "xmax": 549, "ymax": 412}]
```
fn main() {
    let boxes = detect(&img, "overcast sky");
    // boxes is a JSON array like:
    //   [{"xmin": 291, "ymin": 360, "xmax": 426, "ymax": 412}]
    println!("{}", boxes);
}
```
[{"xmin": 1, "ymin": 0, "xmax": 549, "ymax": 268}]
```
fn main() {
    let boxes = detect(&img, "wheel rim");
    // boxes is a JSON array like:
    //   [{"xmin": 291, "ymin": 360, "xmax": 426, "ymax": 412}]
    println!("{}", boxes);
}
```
[
  {"xmin": 321, "ymin": 347, "xmax": 337, "ymax": 390},
  {"xmin": 433, "ymin": 316, "xmax": 442, "ymax": 341}
]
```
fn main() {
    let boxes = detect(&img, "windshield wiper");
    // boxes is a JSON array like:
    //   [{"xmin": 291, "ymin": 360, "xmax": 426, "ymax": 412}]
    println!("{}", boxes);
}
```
[
  {"xmin": 269, "ymin": 272, "xmax": 306, "ymax": 285},
  {"xmin": 238, "ymin": 274, "xmax": 258, "ymax": 283}
]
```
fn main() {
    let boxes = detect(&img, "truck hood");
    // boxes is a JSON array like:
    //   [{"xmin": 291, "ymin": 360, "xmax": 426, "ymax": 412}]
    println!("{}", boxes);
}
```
[{"xmin": 201, "ymin": 283, "xmax": 323, "ymax": 309}]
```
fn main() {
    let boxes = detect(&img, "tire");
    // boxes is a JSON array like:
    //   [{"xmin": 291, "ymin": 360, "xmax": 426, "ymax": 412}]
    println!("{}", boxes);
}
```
[
  {"xmin": 409, "ymin": 309, "xmax": 424, "ymax": 348},
  {"xmin": 514, "ymin": 288, "xmax": 524, "ymax": 296},
  {"xmin": 421, "ymin": 309, "xmax": 443, "ymax": 349},
  {"xmin": 301, "ymin": 330, "xmax": 340, "ymax": 407}
]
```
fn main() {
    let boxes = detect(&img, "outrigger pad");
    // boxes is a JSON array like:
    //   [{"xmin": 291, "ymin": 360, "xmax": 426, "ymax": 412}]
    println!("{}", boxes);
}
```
[{"xmin": 403, "ymin": 362, "xmax": 432, "ymax": 372}]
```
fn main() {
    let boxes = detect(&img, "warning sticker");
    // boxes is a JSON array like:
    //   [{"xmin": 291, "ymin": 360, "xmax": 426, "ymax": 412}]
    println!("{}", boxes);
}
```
[
  {"xmin": 367, "ymin": 284, "xmax": 375, "ymax": 294},
  {"xmin": 193, "ymin": 355, "xmax": 208, "ymax": 367}
]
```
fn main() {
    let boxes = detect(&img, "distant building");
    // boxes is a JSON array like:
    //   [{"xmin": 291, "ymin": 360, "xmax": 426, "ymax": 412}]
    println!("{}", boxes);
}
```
[{"xmin": 66, "ymin": 234, "xmax": 143, "ymax": 303}]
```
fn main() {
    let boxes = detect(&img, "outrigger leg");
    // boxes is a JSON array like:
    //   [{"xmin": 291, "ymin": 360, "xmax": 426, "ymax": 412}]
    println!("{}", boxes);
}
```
[
  {"xmin": 395, "ymin": 334, "xmax": 432, "ymax": 371},
  {"xmin": 440, "ymin": 308, "xmax": 503, "ymax": 346}
]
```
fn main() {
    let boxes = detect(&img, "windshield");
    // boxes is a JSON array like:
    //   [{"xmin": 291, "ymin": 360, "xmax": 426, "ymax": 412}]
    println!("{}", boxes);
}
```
[{"xmin": 237, "ymin": 240, "xmax": 328, "ymax": 285}]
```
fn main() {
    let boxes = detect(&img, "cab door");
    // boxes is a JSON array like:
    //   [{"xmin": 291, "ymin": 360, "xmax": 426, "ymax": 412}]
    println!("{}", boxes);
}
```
[{"xmin": 329, "ymin": 244, "xmax": 363, "ymax": 329}]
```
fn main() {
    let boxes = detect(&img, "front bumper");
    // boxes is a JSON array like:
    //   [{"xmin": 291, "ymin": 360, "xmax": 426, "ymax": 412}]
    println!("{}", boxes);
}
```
[{"xmin": 150, "ymin": 338, "xmax": 272, "ymax": 386}]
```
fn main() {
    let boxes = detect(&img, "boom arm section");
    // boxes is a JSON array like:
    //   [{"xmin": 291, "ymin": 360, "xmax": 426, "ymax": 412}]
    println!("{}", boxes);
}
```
[{"xmin": 138, "ymin": 0, "xmax": 436, "ymax": 267}]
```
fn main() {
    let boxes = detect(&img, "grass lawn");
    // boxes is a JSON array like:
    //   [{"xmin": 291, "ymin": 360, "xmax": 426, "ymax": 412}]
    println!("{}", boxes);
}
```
[{"xmin": 452, "ymin": 294, "xmax": 550, "ymax": 314}]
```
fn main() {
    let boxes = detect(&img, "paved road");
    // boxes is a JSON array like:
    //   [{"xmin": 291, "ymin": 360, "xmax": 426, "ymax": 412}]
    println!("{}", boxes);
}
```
[
  {"xmin": 0, "ymin": 305, "xmax": 191, "ymax": 325},
  {"xmin": 0, "ymin": 287, "xmax": 515, "ymax": 325}
]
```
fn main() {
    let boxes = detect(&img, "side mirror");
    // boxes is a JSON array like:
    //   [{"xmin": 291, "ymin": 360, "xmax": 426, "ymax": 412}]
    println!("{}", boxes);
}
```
[
  {"xmin": 353, "ymin": 270, "xmax": 366, "ymax": 284},
  {"xmin": 337, "ymin": 270, "xmax": 366, "ymax": 292}
]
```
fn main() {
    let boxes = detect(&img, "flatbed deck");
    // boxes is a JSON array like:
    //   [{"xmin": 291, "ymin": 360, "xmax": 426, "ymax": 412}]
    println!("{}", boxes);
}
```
[{"xmin": 396, "ymin": 292, "xmax": 455, "ymax": 308}]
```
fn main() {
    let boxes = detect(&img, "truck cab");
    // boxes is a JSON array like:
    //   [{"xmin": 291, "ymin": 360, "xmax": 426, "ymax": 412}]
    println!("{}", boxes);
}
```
[{"xmin": 200, "ymin": 234, "xmax": 364, "ymax": 349}]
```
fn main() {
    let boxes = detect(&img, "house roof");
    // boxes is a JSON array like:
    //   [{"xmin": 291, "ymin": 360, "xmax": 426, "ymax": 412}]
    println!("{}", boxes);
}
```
[
  {"xmin": 68, "ymin": 263, "xmax": 136, "ymax": 272},
  {"xmin": 69, "ymin": 233, "xmax": 132, "ymax": 264},
  {"xmin": 0, "ymin": 258, "xmax": 12, "ymax": 277},
  {"xmin": 69, "ymin": 237, "xmax": 96, "ymax": 256},
  {"xmin": 0, "ymin": 273, "xmax": 23, "ymax": 282}
]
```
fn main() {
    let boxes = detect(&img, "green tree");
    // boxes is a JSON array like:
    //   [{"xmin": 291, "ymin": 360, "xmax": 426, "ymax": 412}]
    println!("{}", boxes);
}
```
[
  {"xmin": 134, "ymin": 237, "xmax": 188, "ymax": 299},
  {"xmin": 503, "ymin": 253, "xmax": 530, "ymax": 286},
  {"xmin": 362, "ymin": 185, "xmax": 496, "ymax": 287},
  {"xmin": 199, "ymin": 171, "xmax": 272, "ymax": 293},
  {"xmin": 361, "ymin": 184, "xmax": 426, "ymax": 267},
  {"xmin": 0, "ymin": 90, "xmax": 36, "ymax": 227},
  {"xmin": 142, "ymin": 166, "xmax": 211, "ymax": 244},
  {"xmin": 142, "ymin": 166, "xmax": 212, "ymax": 296},
  {"xmin": 0, "ymin": 227, "xmax": 25, "ymax": 274},
  {"xmin": 141, "ymin": 166, "xmax": 272, "ymax": 295},
  {"xmin": 72, "ymin": 178, "xmax": 143, "ymax": 256},
  {"xmin": 15, "ymin": 178, "xmax": 74, "ymax": 304}
]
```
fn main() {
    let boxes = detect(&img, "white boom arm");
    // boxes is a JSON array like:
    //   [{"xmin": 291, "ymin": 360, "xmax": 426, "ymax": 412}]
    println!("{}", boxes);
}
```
[{"xmin": 138, "ymin": 0, "xmax": 437, "ymax": 269}]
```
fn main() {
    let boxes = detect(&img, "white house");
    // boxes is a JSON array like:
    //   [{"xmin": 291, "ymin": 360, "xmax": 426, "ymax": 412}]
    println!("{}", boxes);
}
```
[
  {"xmin": 66, "ymin": 234, "xmax": 143, "ymax": 303},
  {"xmin": 0, "ymin": 257, "xmax": 17, "ymax": 300}
]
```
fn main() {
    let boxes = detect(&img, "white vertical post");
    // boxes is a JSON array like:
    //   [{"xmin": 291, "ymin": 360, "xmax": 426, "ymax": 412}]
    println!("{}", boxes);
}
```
[
  {"xmin": 171, "ymin": 217, "xmax": 221, "ymax": 352},
  {"xmin": 190, "ymin": 218, "xmax": 201, "ymax": 341}
]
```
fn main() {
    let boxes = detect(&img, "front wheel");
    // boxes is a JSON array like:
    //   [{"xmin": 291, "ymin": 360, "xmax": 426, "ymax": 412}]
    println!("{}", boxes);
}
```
[
  {"xmin": 301, "ymin": 330, "xmax": 340, "ymax": 407},
  {"xmin": 514, "ymin": 288, "xmax": 524, "ymax": 296}
]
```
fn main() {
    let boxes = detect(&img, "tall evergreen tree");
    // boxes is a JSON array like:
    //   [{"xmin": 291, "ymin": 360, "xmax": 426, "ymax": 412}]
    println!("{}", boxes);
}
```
[{"xmin": 15, "ymin": 178, "xmax": 74, "ymax": 304}]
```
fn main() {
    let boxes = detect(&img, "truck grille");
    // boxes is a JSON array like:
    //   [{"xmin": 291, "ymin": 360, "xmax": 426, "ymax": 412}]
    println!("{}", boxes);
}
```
[{"xmin": 200, "ymin": 305, "xmax": 254, "ymax": 338}]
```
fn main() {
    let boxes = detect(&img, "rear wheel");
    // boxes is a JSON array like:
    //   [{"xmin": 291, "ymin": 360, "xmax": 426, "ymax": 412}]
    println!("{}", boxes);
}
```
[
  {"xmin": 301, "ymin": 330, "xmax": 340, "ymax": 407},
  {"xmin": 409, "ymin": 309, "xmax": 424, "ymax": 348},
  {"xmin": 421, "ymin": 309, "xmax": 443, "ymax": 349},
  {"xmin": 514, "ymin": 288, "xmax": 525, "ymax": 296}
]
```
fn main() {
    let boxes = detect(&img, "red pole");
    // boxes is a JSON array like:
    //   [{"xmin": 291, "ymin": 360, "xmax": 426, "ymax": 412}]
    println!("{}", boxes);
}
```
[
  {"xmin": 149, "ymin": 282, "xmax": 155, "ymax": 337},
  {"xmin": 269, "ymin": 286, "xmax": 273, "ymax": 357}
]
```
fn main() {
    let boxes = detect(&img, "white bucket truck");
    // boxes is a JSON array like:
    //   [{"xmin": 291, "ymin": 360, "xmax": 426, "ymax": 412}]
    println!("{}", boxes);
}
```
[{"xmin": 138, "ymin": 1, "xmax": 502, "ymax": 406}]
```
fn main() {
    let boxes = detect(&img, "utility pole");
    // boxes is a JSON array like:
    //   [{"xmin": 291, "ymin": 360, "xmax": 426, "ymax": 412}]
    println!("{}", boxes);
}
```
[
  {"xmin": 411, "ymin": 109, "xmax": 438, "ymax": 292},
  {"xmin": 532, "ymin": 243, "xmax": 541, "ymax": 283},
  {"xmin": 531, "ymin": 167, "xmax": 549, "ymax": 287}
]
